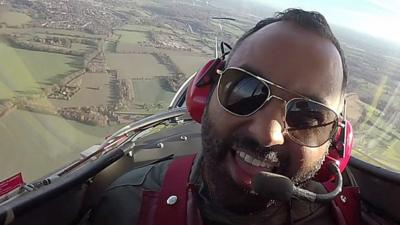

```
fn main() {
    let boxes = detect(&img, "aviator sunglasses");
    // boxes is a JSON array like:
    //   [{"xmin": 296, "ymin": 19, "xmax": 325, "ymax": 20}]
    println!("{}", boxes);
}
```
[{"xmin": 216, "ymin": 67, "xmax": 340, "ymax": 147}]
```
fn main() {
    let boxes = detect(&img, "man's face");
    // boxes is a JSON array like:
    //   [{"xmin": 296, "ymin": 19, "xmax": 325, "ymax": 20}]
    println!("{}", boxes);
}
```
[{"xmin": 201, "ymin": 21, "xmax": 343, "ymax": 213}]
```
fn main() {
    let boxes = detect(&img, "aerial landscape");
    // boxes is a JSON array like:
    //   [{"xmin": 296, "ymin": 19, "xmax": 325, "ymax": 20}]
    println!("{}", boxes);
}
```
[{"xmin": 0, "ymin": 0, "xmax": 399, "ymax": 182}]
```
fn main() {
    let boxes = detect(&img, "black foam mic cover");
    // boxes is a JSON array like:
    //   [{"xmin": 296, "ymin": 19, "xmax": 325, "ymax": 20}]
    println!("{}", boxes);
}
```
[
  {"xmin": 251, "ymin": 163, "xmax": 342, "ymax": 203},
  {"xmin": 251, "ymin": 172, "xmax": 294, "ymax": 202}
]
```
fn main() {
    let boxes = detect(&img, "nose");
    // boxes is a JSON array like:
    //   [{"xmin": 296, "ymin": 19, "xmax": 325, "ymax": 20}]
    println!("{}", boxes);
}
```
[{"xmin": 247, "ymin": 100, "xmax": 285, "ymax": 147}]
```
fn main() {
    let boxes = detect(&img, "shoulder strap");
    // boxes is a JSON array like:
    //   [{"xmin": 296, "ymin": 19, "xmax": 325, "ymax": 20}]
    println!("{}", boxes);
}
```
[
  {"xmin": 323, "ymin": 181, "xmax": 362, "ymax": 225},
  {"xmin": 153, "ymin": 154, "xmax": 197, "ymax": 225}
]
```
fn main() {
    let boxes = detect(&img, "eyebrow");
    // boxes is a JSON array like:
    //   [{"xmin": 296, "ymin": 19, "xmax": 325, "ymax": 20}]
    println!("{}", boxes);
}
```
[
  {"xmin": 306, "ymin": 94, "xmax": 329, "ymax": 105},
  {"xmin": 237, "ymin": 64, "xmax": 329, "ymax": 105},
  {"xmin": 239, "ymin": 64, "xmax": 263, "ymax": 78}
]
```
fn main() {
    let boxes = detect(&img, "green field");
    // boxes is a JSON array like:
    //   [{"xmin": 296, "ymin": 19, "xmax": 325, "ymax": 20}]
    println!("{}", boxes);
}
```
[
  {"xmin": 0, "ymin": 11, "xmax": 31, "ymax": 27},
  {"xmin": 115, "ymin": 30, "xmax": 148, "ymax": 52},
  {"xmin": 106, "ymin": 53, "xmax": 173, "ymax": 110},
  {"xmin": 0, "ymin": 27, "xmax": 104, "ymax": 40},
  {"xmin": 167, "ymin": 53, "xmax": 209, "ymax": 76},
  {"xmin": 132, "ymin": 79, "xmax": 175, "ymax": 106},
  {"xmin": 351, "ymin": 100, "xmax": 400, "ymax": 172},
  {"xmin": 0, "ymin": 41, "xmax": 83, "ymax": 99},
  {"xmin": 116, "ymin": 30, "xmax": 147, "ymax": 44},
  {"xmin": 119, "ymin": 24, "xmax": 172, "ymax": 33},
  {"xmin": 49, "ymin": 72, "xmax": 111, "ymax": 108},
  {"xmin": 106, "ymin": 53, "xmax": 170, "ymax": 78},
  {"xmin": 34, "ymin": 28, "xmax": 104, "ymax": 39},
  {"xmin": 71, "ymin": 43, "xmax": 97, "ymax": 52},
  {"xmin": 353, "ymin": 147, "xmax": 400, "ymax": 172},
  {"xmin": 0, "ymin": 110, "xmax": 121, "ymax": 182}
]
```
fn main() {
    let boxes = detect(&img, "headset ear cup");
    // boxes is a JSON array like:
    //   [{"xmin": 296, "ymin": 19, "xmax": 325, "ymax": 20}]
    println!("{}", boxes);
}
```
[
  {"xmin": 314, "ymin": 121, "xmax": 354, "ymax": 182},
  {"xmin": 339, "ymin": 120, "xmax": 353, "ymax": 171},
  {"xmin": 186, "ymin": 59, "xmax": 225, "ymax": 123}
]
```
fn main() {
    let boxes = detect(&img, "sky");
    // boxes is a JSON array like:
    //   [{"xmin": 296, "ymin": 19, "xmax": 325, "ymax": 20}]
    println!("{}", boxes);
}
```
[{"xmin": 255, "ymin": 0, "xmax": 400, "ymax": 45}]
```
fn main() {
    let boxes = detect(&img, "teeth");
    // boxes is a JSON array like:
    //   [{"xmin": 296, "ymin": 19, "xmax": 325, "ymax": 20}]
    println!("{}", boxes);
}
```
[
  {"xmin": 252, "ymin": 158, "xmax": 261, "ymax": 167},
  {"xmin": 244, "ymin": 154, "xmax": 253, "ymax": 163},
  {"xmin": 236, "ymin": 150, "xmax": 275, "ymax": 168}
]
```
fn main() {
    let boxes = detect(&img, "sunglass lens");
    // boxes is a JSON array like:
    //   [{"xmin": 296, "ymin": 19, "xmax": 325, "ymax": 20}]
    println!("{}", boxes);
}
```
[
  {"xmin": 286, "ymin": 99, "xmax": 337, "ymax": 147},
  {"xmin": 218, "ymin": 69, "xmax": 269, "ymax": 116}
]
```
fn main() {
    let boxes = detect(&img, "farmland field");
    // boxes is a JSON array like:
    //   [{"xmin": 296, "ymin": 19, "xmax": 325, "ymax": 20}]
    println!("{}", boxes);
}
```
[
  {"xmin": 353, "ymin": 147, "xmax": 400, "ymax": 172},
  {"xmin": 115, "ymin": 30, "xmax": 148, "ymax": 52},
  {"xmin": 116, "ymin": 30, "xmax": 147, "ymax": 44},
  {"xmin": 71, "ymin": 43, "xmax": 97, "ymax": 52},
  {"xmin": 351, "ymin": 98, "xmax": 400, "ymax": 171},
  {"xmin": 106, "ymin": 53, "xmax": 170, "ymax": 78},
  {"xmin": 119, "ymin": 24, "xmax": 173, "ymax": 34},
  {"xmin": 0, "ymin": 110, "xmax": 120, "ymax": 182},
  {"xmin": 0, "ymin": 11, "xmax": 31, "ymax": 27},
  {"xmin": 105, "ymin": 52, "xmax": 174, "ymax": 111},
  {"xmin": 49, "ymin": 72, "xmax": 111, "ymax": 108},
  {"xmin": 0, "ymin": 41, "xmax": 83, "ymax": 99},
  {"xmin": 132, "ymin": 79, "xmax": 175, "ymax": 107},
  {"xmin": 0, "ymin": 27, "xmax": 104, "ymax": 40},
  {"xmin": 27, "ymin": 28, "xmax": 103, "ymax": 38},
  {"xmin": 167, "ymin": 52, "xmax": 210, "ymax": 76}
]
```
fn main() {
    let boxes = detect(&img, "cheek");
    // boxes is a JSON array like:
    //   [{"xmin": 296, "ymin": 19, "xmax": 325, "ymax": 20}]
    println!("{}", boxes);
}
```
[
  {"xmin": 284, "ymin": 141, "xmax": 329, "ymax": 175},
  {"xmin": 207, "ymin": 92, "xmax": 239, "ymax": 137},
  {"xmin": 300, "ymin": 143, "xmax": 330, "ymax": 169},
  {"xmin": 207, "ymin": 91, "xmax": 221, "ymax": 116}
]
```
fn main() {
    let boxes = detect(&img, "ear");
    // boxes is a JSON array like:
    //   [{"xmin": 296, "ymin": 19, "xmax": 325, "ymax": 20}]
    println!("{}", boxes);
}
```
[{"xmin": 186, "ymin": 58, "xmax": 225, "ymax": 123}]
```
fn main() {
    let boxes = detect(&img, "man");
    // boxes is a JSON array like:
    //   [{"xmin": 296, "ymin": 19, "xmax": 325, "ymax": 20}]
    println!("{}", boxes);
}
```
[{"xmin": 90, "ymin": 9, "xmax": 356, "ymax": 225}]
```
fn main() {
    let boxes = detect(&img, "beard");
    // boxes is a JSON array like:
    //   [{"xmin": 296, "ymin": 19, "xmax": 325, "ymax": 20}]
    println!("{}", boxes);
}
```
[
  {"xmin": 200, "ymin": 108, "xmax": 328, "ymax": 214},
  {"xmin": 201, "ymin": 110, "xmax": 264, "ymax": 214}
]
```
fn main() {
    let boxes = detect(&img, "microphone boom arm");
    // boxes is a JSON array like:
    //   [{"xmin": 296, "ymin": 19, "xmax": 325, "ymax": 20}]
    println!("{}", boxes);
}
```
[
  {"xmin": 251, "ymin": 162, "xmax": 343, "ymax": 203},
  {"xmin": 293, "ymin": 163, "xmax": 342, "ymax": 202}
]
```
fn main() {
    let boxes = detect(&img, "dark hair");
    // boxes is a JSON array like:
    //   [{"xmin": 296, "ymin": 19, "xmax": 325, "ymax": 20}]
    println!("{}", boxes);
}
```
[{"xmin": 228, "ymin": 8, "xmax": 347, "ymax": 95}]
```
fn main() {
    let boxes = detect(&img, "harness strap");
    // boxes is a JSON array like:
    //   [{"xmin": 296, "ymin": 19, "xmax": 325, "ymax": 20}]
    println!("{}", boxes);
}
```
[
  {"xmin": 323, "ymin": 181, "xmax": 361, "ymax": 225},
  {"xmin": 153, "ymin": 154, "xmax": 197, "ymax": 225}
]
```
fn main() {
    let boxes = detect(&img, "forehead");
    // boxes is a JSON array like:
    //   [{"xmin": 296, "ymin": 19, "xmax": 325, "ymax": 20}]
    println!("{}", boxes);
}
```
[{"xmin": 228, "ymin": 21, "xmax": 343, "ymax": 108}]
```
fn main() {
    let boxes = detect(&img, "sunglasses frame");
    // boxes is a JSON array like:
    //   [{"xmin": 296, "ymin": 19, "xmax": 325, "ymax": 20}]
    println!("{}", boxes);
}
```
[{"xmin": 216, "ymin": 67, "xmax": 341, "ymax": 147}]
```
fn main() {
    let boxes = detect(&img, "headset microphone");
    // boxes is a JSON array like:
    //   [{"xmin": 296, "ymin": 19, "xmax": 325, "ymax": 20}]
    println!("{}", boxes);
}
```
[{"xmin": 251, "ymin": 162, "xmax": 342, "ymax": 202}]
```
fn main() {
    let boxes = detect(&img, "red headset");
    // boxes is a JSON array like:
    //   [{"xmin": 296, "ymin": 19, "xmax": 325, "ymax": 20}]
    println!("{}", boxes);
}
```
[{"xmin": 185, "ymin": 54, "xmax": 353, "ymax": 183}]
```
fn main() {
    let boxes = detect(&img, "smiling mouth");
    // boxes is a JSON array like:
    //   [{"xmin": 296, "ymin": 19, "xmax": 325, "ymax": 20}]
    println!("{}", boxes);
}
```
[
  {"xmin": 235, "ymin": 149, "xmax": 280, "ymax": 169},
  {"xmin": 227, "ymin": 146, "xmax": 281, "ymax": 188}
]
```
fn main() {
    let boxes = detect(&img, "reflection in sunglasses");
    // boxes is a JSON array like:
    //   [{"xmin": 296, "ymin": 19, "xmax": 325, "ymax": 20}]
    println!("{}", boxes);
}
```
[{"xmin": 217, "ymin": 67, "xmax": 340, "ymax": 147}]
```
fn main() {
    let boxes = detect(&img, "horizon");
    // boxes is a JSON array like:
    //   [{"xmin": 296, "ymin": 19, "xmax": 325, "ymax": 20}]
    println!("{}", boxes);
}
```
[{"xmin": 252, "ymin": 0, "xmax": 400, "ymax": 47}]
